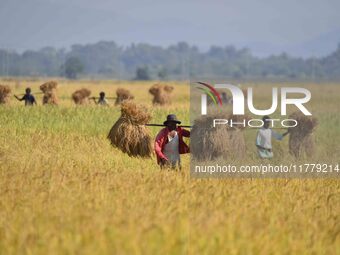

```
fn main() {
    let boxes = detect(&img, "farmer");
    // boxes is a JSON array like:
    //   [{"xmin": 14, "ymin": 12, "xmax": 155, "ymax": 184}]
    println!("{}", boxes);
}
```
[
  {"xmin": 155, "ymin": 114, "xmax": 190, "ymax": 169},
  {"xmin": 221, "ymin": 92, "xmax": 232, "ymax": 104},
  {"xmin": 256, "ymin": 116, "xmax": 289, "ymax": 158},
  {"xmin": 14, "ymin": 87, "xmax": 37, "ymax": 106},
  {"xmin": 97, "ymin": 91, "xmax": 108, "ymax": 105}
]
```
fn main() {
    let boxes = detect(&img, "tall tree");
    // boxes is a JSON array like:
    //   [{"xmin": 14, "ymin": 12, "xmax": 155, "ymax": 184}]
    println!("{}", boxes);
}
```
[
  {"xmin": 135, "ymin": 66, "xmax": 150, "ymax": 80},
  {"xmin": 62, "ymin": 57, "xmax": 84, "ymax": 79}
]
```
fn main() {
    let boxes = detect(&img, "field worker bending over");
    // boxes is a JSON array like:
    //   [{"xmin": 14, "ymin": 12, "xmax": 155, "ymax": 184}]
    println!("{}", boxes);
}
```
[
  {"xmin": 256, "ymin": 116, "xmax": 289, "ymax": 159},
  {"xmin": 155, "ymin": 114, "xmax": 190, "ymax": 169},
  {"xmin": 14, "ymin": 87, "xmax": 37, "ymax": 106}
]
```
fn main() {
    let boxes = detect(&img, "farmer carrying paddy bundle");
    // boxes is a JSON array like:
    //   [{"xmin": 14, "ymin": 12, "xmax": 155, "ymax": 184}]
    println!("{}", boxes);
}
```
[
  {"xmin": 40, "ymin": 81, "xmax": 58, "ymax": 105},
  {"xmin": 256, "ymin": 116, "xmax": 289, "ymax": 159},
  {"xmin": 14, "ymin": 87, "xmax": 37, "ymax": 106},
  {"xmin": 155, "ymin": 114, "xmax": 190, "ymax": 169}
]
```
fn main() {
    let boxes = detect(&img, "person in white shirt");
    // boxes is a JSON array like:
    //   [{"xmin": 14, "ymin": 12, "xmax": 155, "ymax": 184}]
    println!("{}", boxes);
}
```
[
  {"xmin": 163, "ymin": 129, "xmax": 181, "ymax": 168},
  {"xmin": 154, "ymin": 114, "xmax": 190, "ymax": 169},
  {"xmin": 97, "ymin": 92, "xmax": 109, "ymax": 105},
  {"xmin": 256, "ymin": 116, "xmax": 289, "ymax": 158},
  {"xmin": 91, "ymin": 91, "xmax": 109, "ymax": 105}
]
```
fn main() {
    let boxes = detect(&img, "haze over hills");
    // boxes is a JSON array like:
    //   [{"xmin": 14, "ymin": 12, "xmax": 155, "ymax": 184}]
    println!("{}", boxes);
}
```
[{"xmin": 237, "ymin": 28, "xmax": 340, "ymax": 58}]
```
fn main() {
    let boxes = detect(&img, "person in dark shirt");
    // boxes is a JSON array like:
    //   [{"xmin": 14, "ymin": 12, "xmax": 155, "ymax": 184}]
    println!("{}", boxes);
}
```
[
  {"xmin": 221, "ymin": 92, "xmax": 232, "ymax": 104},
  {"xmin": 14, "ymin": 88, "xmax": 37, "ymax": 106}
]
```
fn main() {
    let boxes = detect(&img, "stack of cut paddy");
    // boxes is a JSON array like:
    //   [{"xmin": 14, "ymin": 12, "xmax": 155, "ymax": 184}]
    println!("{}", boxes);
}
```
[
  {"xmin": 227, "ymin": 114, "xmax": 248, "ymax": 159},
  {"xmin": 115, "ymin": 88, "xmax": 134, "ymax": 106},
  {"xmin": 191, "ymin": 109, "xmax": 248, "ymax": 161},
  {"xmin": 288, "ymin": 111, "xmax": 318, "ymax": 158},
  {"xmin": 0, "ymin": 84, "xmax": 11, "ymax": 104},
  {"xmin": 149, "ymin": 84, "xmax": 174, "ymax": 105},
  {"xmin": 107, "ymin": 101, "xmax": 152, "ymax": 157},
  {"xmin": 72, "ymin": 88, "xmax": 91, "ymax": 105},
  {"xmin": 40, "ymin": 81, "xmax": 59, "ymax": 105}
]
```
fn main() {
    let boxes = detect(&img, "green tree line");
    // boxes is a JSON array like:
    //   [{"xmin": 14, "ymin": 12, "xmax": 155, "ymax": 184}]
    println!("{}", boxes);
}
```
[{"xmin": 0, "ymin": 41, "xmax": 339, "ymax": 80}]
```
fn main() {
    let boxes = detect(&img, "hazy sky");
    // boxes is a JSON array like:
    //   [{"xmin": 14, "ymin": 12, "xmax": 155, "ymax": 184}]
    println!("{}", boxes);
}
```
[{"xmin": 1, "ymin": 0, "xmax": 340, "ymax": 57}]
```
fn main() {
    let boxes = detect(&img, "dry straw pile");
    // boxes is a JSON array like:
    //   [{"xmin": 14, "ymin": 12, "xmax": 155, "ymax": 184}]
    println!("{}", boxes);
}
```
[
  {"xmin": 228, "ymin": 115, "xmax": 248, "ymax": 158},
  {"xmin": 149, "ymin": 84, "xmax": 174, "ymax": 105},
  {"xmin": 40, "ymin": 81, "xmax": 59, "ymax": 105},
  {"xmin": 115, "ymin": 88, "xmax": 134, "ymax": 106},
  {"xmin": 191, "ymin": 113, "xmax": 231, "ymax": 161},
  {"xmin": 0, "ymin": 84, "xmax": 11, "ymax": 104},
  {"xmin": 72, "ymin": 88, "xmax": 91, "ymax": 105},
  {"xmin": 107, "ymin": 101, "xmax": 152, "ymax": 157},
  {"xmin": 288, "ymin": 111, "xmax": 318, "ymax": 158},
  {"xmin": 191, "ymin": 109, "xmax": 247, "ymax": 161}
]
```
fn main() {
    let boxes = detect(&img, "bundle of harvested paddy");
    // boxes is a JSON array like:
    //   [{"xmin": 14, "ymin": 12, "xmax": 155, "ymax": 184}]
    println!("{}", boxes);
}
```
[
  {"xmin": 115, "ymin": 88, "xmax": 134, "ymax": 105},
  {"xmin": 191, "ymin": 110, "xmax": 247, "ymax": 161},
  {"xmin": 0, "ymin": 84, "xmax": 11, "ymax": 104},
  {"xmin": 228, "ymin": 129, "xmax": 246, "ymax": 159},
  {"xmin": 225, "ymin": 114, "xmax": 249, "ymax": 159},
  {"xmin": 107, "ymin": 101, "xmax": 152, "ymax": 157},
  {"xmin": 149, "ymin": 84, "xmax": 174, "ymax": 105},
  {"xmin": 40, "ymin": 81, "xmax": 58, "ymax": 105},
  {"xmin": 288, "ymin": 111, "xmax": 318, "ymax": 158},
  {"xmin": 228, "ymin": 114, "xmax": 250, "ymax": 130},
  {"xmin": 39, "ymin": 81, "xmax": 58, "ymax": 93},
  {"xmin": 72, "ymin": 88, "xmax": 91, "ymax": 105},
  {"xmin": 149, "ymin": 84, "xmax": 161, "ymax": 96},
  {"xmin": 164, "ymin": 85, "xmax": 174, "ymax": 93},
  {"xmin": 42, "ymin": 91, "xmax": 59, "ymax": 105},
  {"xmin": 191, "ymin": 112, "xmax": 231, "ymax": 161}
]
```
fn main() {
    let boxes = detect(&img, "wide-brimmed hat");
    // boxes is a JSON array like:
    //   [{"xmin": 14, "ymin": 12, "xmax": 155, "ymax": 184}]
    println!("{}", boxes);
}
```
[{"xmin": 163, "ymin": 114, "xmax": 181, "ymax": 125}]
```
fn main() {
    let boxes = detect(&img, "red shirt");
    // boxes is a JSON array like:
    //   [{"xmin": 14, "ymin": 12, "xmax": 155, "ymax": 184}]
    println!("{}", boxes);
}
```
[{"xmin": 154, "ymin": 127, "xmax": 190, "ymax": 164}]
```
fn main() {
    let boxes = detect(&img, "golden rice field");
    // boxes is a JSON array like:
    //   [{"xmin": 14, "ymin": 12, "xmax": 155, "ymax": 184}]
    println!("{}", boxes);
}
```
[{"xmin": 0, "ymin": 78, "xmax": 339, "ymax": 255}]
